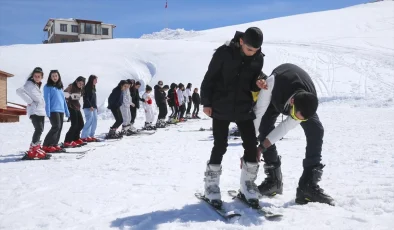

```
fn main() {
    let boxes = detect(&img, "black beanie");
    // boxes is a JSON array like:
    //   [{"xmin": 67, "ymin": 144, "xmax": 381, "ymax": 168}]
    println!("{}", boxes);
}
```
[{"xmin": 243, "ymin": 27, "xmax": 263, "ymax": 48}]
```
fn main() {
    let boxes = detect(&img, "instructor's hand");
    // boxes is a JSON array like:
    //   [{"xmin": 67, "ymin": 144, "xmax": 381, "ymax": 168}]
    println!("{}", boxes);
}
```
[
  {"xmin": 203, "ymin": 107, "xmax": 212, "ymax": 117},
  {"xmin": 256, "ymin": 79, "xmax": 268, "ymax": 90}
]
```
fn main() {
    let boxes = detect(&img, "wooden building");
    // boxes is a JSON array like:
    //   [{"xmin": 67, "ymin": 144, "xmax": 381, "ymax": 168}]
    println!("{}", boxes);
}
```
[{"xmin": 0, "ymin": 70, "xmax": 26, "ymax": 122}]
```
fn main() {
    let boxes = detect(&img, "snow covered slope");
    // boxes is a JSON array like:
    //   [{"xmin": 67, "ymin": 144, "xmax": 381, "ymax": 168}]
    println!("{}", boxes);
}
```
[{"xmin": 0, "ymin": 1, "xmax": 393, "ymax": 230}]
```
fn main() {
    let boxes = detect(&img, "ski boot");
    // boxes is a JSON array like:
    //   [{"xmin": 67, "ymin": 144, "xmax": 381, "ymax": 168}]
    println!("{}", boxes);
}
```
[
  {"xmin": 203, "ymin": 161, "xmax": 223, "ymax": 208},
  {"xmin": 106, "ymin": 128, "xmax": 122, "ymax": 139},
  {"xmin": 258, "ymin": 156, "xmax": 283, "ymax": 197},
  {"xmin": 22, "ymin": 142, "xmax": 51, "ymax": 160},
  {"xmin": 295, "ymin": 164, "xmax": 335, "ymax": 206},
  {"xmin": 239, "ymin": 159, "xmax": 261, "ymax": 208}
]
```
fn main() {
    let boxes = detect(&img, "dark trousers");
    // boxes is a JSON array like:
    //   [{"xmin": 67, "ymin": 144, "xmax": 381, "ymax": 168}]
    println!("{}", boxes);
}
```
[
  {"xmin": 179, "ymin": 104, "xmax": 186, "ymax": 119},
  {"xmin": 65, "ymin": 108, "xmax": 84, "ymax": 143},
  {"xmin": 157, "ymin": 103, "xmax": 168, "ymax": 120},
  {"xmin": 209, "ymin": 118, "xmax": 258, "ymax": 164},
  {"xmin": 43, "ymin": 112, "xmax": 64, "ymax": 146},
  {"xmin": 30, "ymin": 115, "xmax": 45, "ymax": 144},
  {"xmin": 130, "ymin": 106, "xmax": 137, "ymax": 124},
  {"xmin": 186, "ymin": 98, "xmax": 192, "ymax": 114},
  {"xmin": 192, "ymin": 103, "xmax": 200, "ymax": 116},
  {"xmin": 258, "ymin": 104, "xmax": 324, "ymax": 167},
  {"xmin": 174, "ymin": 105, "xmax": 179, "ymax": 119},
  {"xmin": 111, "ymin": 108, "xmax": 123, "ymax": 129},
  {"xmin": 169, "ymin": 106, "xmax": 175, "ymax": 118}
]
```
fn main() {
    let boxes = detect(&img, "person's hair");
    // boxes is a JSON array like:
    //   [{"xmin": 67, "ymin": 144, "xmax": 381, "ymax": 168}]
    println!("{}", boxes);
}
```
[
  {"xmin": 135, "ymin": 81, "xmax": 141, "ymax": 86},
  {"xmin": 85, "ymin": 75, "xmax": 97, "ymax": 94},
  {"xmin": 186, "ymin": 83, "xmax": 192, "ymax": 89},
  {"xmin": 163, "ymin": 85, "xmax": 169, "ymax": 90},
  {"xmin": 158, "ymin": 80, "xmax": 163, "ymax": 86},
  {"xmin": 194, "ymin": 88, "xmax": 198, "ymax": 92},
  {"xmin": 293, "ymin": 91, "xmax": 318, "ymax": 119},
  {"xmin": 47, "ymin": 70, "xmax": 64, "ymax": 89},
  {"xmin": 145, "ymin": 85, "xmax": 152, "ymax": 91},
  {"xmin": 27, "ymin": 67, "xmax": 44, "ymax": 87}
]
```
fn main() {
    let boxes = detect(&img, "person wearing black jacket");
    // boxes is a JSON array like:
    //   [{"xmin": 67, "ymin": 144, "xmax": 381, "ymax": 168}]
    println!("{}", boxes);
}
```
[
  {"xmin": 155, "ymin": 84, "xmax": 169, "ymax": 127},
  {"xmin": 107, "ymin": 80, "xmax": 129, "ymax": 139},
  {"xmin": 191, "ymin": 88, "xmax": 200, "ymax": 118},
  {"xmin": 253, "ymin": 63, "xmax": 334, "ymax": 206},
  {"xmin": 200, "ymin": 27, "xmax": 266, "ymax": 207},
  {"xmin": 129, "ymin": 80, "xmax": 144, "ymax": 125},
  {"xmin": 81, "ymin": 75, "xmax": 98, "ymax": 142}
]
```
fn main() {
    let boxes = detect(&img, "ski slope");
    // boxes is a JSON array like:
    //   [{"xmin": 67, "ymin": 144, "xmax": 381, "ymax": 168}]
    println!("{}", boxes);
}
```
[{"xmin": 0, "ymin": 1, "xmax": 394, "ymax": 229}]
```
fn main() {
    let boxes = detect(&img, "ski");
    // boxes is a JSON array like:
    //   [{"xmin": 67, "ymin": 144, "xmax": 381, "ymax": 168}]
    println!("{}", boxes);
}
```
[
  {"xmin": 178, "ymin": 127, "xmax": 212, "ymax": 132},
  {"xmin": 227, "ymin": 190, "xmax": 283, "ymax": 219},
  {"xmin": 195, "ymin": 193, "xmax": 241, "ymax": 221}
]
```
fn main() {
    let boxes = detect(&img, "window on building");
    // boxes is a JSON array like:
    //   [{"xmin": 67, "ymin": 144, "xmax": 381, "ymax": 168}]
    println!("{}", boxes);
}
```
[
  {"xmin": 85, "ymin": 23, "xmax": 92, "ymax": 34},
  {"xmin": 61, "ymin": 38, "xmax": 68, "ymax": 43},
  {"xmin": 102, "ymin": 28, "xmax": 109, "ymax": 35},
  {"xmin": 71, "ymin": 25, "xmax": 78, "ymax": 33},
  {"xmin": 60, "ymin": 24, "xmax": 67, "ymax": 32}
]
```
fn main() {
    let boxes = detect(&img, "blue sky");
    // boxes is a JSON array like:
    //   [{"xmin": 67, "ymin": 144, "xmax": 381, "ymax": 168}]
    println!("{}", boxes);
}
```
[{"xmin": 0, "ymin": 0, "xmax": 367, "ymax": 46}]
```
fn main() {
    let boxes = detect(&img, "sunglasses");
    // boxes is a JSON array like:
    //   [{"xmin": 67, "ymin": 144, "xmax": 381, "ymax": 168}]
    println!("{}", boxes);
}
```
[{"xmin": 290, "ymin": 105, "xmax": 308, "ymax": 122}]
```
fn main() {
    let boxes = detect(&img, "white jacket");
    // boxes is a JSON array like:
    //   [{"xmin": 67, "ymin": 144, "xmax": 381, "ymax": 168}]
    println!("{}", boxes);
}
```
[
  {"xmin": 142, "ymin": 92, "xmax": 153, "ymax": 110},
  {"xmin": 177, "ymin": 89, "xmax": 185, "ymax": 105},
  {"xmin": 122, "ymin": 89, "xmax": 134, "ymax": 108},
  {"xmin": 185, "ymin": 88, "xmax": 192, "ymax": 103},
  {"xmin": 16, "ymin": 80, "xmax": 46, "ymax": 117}
]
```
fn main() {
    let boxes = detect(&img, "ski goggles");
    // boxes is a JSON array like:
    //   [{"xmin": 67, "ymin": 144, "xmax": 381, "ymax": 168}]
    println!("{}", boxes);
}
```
[{"xmin": 290, "ymin": 105, "xmax": 308, "ymax": 122}]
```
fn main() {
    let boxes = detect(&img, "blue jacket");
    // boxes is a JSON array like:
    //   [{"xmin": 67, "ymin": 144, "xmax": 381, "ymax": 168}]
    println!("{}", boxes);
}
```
[{"xmin": 44, "ymin": 85, "xmax": 70, "ymax": 117}]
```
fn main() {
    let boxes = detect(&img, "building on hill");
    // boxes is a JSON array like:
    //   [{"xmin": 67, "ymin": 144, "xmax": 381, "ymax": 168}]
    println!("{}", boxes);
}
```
[
  {"xmin": 0, "ymin": 70, "xmax": 26, "ymax": 122},
  {"xmin": 43, "ymin": 18, "xmax": 116, "ymax": 43}
]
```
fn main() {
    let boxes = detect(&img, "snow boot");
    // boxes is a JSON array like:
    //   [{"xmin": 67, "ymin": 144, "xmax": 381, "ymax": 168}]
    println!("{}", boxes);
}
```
[
  {"xmin": 203, "ymin": 161, "xmax": 222, "ymax": 208},
  {"xmin": 239, "ymin": 159, "xmax": 261, "ymax": 207},
  {"xmin": 295, "ymin": 164, "xmax": 335, "ymax": 206},
  {"xmin": 258, "ymin": 156, "xmax": 283, "ymax": 197}
]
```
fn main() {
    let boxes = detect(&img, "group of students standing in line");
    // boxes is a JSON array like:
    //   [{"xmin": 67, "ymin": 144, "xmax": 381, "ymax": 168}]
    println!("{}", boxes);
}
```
[
  {"xmin": 17, "ymin": 67, "xmax": 98, "ymax": 160},
  {"xmin": 105, "ymin": 79, "xmax": 201, "ymax": 139},
  {"xmin": 16, "ymin": 66, "xmax": 202, "ymax": 160}
]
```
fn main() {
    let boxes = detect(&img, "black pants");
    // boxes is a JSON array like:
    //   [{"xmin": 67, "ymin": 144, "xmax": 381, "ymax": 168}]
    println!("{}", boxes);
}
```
[
  {"xmin": 174, "ymin": 105, "xmax": 179, "ymax": 119},
  {"xmin": 209, "ymin": 118, "xmax": 258, "ymax": 164},
  {"xmin": 258, "ymin": 104, "xmax": 324, "ymax": 167},
  {"xmin": 179, "ymin": 104, "xmax": 186, "ymax": 119},
  {"xmin": 130, "ymin": 106, "xmax": 137, "ymax": 124},
  {"xmin": 192, "ymin": 103, "xmax": 200, "ymax": 116},
  {"xmin": 158, "ymin": 103, "xmax": 168, "ymax": 120},
  {"xmin": 65, "ymin": 108, "xmax": 84, "ymax": 143},
  {"xmin": 111, "ymin": 108, "xmax": 123, "ymax": 129},
  {"xmin": 30, "ymin": 115, "xmax": 45, "ymax": 144},
  {"xmin": 186, "ymin": 98, "xmax": 192, "ymax": 114},
  {"xmin": 169, "ymin": 106, "xmax": 175, "ymax": 118},
  {"xmin": 43, "ymin": 112, "xmax": 64, "ymax": 146}
]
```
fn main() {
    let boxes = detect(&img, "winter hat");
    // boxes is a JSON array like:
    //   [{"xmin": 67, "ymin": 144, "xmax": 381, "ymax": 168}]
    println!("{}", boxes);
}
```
[
  {"xmin": 145, "ymin": 85, "xmax": 152, "ymax": 91},
  {"xmin": 243, "ymin": 27, "xmax": 263, "ymax": 48}
]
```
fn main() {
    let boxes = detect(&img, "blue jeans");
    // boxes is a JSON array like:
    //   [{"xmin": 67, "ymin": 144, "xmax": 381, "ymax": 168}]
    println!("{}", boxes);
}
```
[{"xmin": 81, "ymin": 108, "xmax": 97, "ymax": 138}]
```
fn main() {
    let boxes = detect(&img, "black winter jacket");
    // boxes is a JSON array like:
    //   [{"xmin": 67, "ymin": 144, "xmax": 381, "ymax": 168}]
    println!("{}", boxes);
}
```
[
  {"xmin": 192, "ymin": 92, "xmax": 200, "ymax": 105},
  {"xmin": 200, "ymin": 31, "xmax": 264, "ymax": 121},
  {"xmin": 83, "ymin": 87, "xmax": 97, "ymax": 109},
  {"xmin": 154, "ymin": 85, "xmax": 167, "ymax": 105},
  {"xmin": 107, "ymin": 87, "xmax": 123, "ymax": 110},
  {"xmin": 270, "ymin": 63, "xmax": 317, "ymax": 115},
  {"xmin": 130, "ymin": 87, "xmax": 143, "ymax": 109}
]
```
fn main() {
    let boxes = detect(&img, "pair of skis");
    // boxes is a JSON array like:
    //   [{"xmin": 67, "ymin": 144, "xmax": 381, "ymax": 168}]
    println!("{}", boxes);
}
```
[{"xmin": 195, "ymin": 190, "xmax": 283, "ymax": 221}]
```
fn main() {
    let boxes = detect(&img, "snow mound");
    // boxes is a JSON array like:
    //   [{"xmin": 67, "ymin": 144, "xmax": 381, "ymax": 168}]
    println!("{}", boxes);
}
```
[{"xmin": 140, "ymin": 28, "xmax": 202, "ymax": 40}]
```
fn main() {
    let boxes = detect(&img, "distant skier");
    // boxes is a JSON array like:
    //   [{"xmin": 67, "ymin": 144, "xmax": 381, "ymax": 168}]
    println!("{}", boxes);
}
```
[
  {"xmin": 167, "ymin": 83, "xmax": 179, "ymax": 123},
  {"xmin": 185, "ymin": 83, "xmax": 193, "ymax": 118},
  {"xmin": 200, "ymin": 27, "xmax": 266, "ymax": 207},
  {"xmin": 129, "ymin": 80, "xmax": 143, "ymax": 128},
  {"xmin": 81, "ymin": 75, "xmax": 99, "ymax": 142},
  {"xmin": 120, "ymin": 80, "xmax": 135, "ymax": 135},
  {"xmin": 191, "ymin": 87, "xmax": 200, "ymax": 119},
  {"xmin": 107, "ymin": 80, "xmax": 129, "ymax": 139},
  {"xmin": 155, "ymin": 83, "xmax": 169, "ymax": 128},
  {"xmin": 16, "ymin": 67, "xmax": 50, "ymax": 160},
  {"xmin": 142, "ymin": 85, "xmax": 156, "ymax": 130},
  {"xmin": 254, "ymin": 63, "xmax": 335, "ymax": 206},
  {"xmin": 177, "ymin": 83, "xmax": 186, "ymax": 121},
  {"xmin": 63, "ymin": 76, "xmax": 86, "ymax": 148},
  {"xmin": 42, "ymin": 70, "xmax": 70, "ymax": 153}
]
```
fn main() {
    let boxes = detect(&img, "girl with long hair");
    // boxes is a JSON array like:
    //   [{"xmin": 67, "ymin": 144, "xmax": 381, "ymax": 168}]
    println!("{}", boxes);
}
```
[{"xmin": 81, "ymin": 75, "xmax": 98, "ymax": 142}]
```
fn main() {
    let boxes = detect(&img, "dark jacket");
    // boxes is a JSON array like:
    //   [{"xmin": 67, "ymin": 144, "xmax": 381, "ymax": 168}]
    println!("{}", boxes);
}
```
[
  {"xmin": 270, "ymin": 63, "xmax": 317, "ymax": 115},
  {"xmin": 192, "ymin": 92, "xmax": 200, "ymax": 105},
  {"xmin": 167, "ymin": 83, "xmax": 178, "ymax": 107},
  {"xmin": 200, "ymin": 31, "xmax": 264, "ymax": 121},
  {"xmin": 154, "ymin": 85, "xmax": 166, "ymax": 105},
  {"xmin": 107, "ymin": 87, "xmax": 123, "ymax": 110},
  {"xmin": 130, "ymin": 87, "xmax": 142, "ymax": 109},
  {"xmin": 83, "ymin": 87, "xmax": 97, "ymax": 109}
]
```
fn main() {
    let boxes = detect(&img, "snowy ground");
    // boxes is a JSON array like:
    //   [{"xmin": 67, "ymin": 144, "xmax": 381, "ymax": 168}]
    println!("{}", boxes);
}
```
[{"xmin": 1, "ymin": 1, "xmax": 394, "ymax": 229}]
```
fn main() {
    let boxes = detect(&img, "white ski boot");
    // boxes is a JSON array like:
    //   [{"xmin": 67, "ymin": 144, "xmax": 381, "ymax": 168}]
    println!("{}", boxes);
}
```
[
  {"xmin": 203, "ymin": 161, "xmax": 222, "ymax": 208},
  {"xmin": 239, "ymin": 159, "xmax": 261, "ymax": 207}
]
